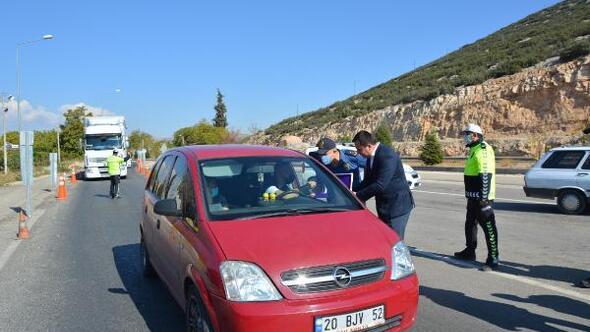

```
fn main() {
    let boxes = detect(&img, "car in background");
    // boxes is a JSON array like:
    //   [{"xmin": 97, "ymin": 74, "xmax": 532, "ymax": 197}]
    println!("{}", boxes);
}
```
[
  {"xmin": 141, "ymin": 145, "xmax": 419, "ymax": 331},
  {"xmin": 305, "ymin": 144, "xmax": 422, "ymax": 190},
  {"xmin": 523, "ymin": 146, "xmax": 590, "ymax": 214}
]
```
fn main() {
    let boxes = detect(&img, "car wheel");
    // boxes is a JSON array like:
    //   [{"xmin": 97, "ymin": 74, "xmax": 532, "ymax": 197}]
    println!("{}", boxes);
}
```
[
  {"xmin": 557, "ymin": 189, "xmax": 587, "ymax": 215},
  {"xmin": 186, "ymin": 285, "xmax": 213, "ymax": 332},
  {"xmin": 140, "ymin": 237, "xmax": 155, "ymax": 277}
]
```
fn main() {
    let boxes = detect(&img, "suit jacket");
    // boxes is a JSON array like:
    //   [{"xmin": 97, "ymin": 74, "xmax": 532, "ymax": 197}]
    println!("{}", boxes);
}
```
[{"xmin": 356, "ymin": 144, "xmax": 414, "ymax": 220}]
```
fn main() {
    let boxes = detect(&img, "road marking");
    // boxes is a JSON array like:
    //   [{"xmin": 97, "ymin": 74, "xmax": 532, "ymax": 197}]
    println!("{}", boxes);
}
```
[
  {"xmin": 414, "ymin": 189, "xmax": 553, "ymax": 205},
  {"xmin": 412, "ymin": 248, "xmax": 590, "ymax": 303},
  {"xmin": 0, "ymin": 209, "xmax": 45, "ymax": 273}
]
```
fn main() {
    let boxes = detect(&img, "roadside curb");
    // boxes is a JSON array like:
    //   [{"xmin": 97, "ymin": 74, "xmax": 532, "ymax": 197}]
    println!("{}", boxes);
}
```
[{"xmin": 2, "ymin": 174, "xmax": 50, "ymax": 187}]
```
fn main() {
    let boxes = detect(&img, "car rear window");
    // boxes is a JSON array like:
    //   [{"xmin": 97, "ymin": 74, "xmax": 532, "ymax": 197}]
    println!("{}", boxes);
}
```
[{"xmin": 542, "ymin": 151, "xmax": 586, "ymax": 169}]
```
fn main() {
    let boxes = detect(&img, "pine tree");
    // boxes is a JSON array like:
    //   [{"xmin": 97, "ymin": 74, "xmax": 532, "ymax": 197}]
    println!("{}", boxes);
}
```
[
  {"xmin": 419, "ymin": 130, "xmax": 444, "ymax": 165},
  {"xmin": 213, "ymin": 89, "xmax": 228, "ymax": 128},
  {"xmin": 374, "ymin": 123, "xmax": 392, "ymax": 146}
]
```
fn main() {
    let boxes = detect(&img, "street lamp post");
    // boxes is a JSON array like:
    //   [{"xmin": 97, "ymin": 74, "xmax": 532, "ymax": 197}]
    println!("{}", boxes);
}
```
[
  {"xmin": 2, "ymin": 95, "xmax": 12, "ymax": 175},
  {"xmin": 16, "ymin": 34, "xmax": 54, "ymax": 133}
]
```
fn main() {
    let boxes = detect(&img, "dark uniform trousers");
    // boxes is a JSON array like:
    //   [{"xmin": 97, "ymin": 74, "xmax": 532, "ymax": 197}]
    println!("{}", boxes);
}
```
[{"xmin": 465, "ymin": 199, "xmax": 499, "ymax": 259}]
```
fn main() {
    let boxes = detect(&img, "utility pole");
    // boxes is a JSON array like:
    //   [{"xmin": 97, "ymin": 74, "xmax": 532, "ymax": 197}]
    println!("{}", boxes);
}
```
[
  {"xmin": 56, "ymin": 128, "xmax": 61, "ymax": 163},
  {"xmin": 1, "ymin": 94, "xmax": 9, "ymax": 174}
]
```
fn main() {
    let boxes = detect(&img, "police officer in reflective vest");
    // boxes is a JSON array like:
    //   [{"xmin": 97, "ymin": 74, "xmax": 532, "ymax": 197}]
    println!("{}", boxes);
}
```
[
  {"xmin": 454, "ymin": 123, "xmax": 499, "ymax": 271},
  {"xmin": 106, "ymin": 150, "xmax": 129, "ymax": 199},
  {"xmin": 315, "ymin": 138, "xmax": 366, "ymax": 191}
]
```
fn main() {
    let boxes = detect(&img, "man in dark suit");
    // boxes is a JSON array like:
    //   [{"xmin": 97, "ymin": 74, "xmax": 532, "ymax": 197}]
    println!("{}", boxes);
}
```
[{"xmin": 353, "ymin": 130, "xmax": 414, "ymax": 240}]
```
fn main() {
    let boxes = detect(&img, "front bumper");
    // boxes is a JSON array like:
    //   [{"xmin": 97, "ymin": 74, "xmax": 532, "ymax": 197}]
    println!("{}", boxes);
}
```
[{"xmin": 208, "ymin": 274, "xmax": 419, "ymax": 332}]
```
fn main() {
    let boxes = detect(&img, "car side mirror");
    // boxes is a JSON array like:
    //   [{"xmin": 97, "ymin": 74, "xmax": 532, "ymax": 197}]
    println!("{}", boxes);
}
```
[{"xmin": 154, "ymin": 199, "xmax": 180, "ymax": 217}]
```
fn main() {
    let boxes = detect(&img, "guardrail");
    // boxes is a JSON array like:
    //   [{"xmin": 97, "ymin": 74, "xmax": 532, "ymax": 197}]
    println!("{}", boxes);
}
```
[
  {"xmin": 402, "ymin": 156, "xmax": 536, "ymax": 161},
  {"xmin": 412, "ymin": 166, "xmax": 529, "ymax": 175}
]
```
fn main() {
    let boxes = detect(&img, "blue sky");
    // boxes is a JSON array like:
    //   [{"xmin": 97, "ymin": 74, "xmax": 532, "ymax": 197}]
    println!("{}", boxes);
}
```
[{"xmin": 0, "ymin": 0, "xmax": 559, "ymax": 138}]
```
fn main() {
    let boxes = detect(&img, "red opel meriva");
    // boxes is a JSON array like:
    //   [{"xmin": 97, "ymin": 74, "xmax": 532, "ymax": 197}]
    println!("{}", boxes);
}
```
[{"xmin": 140, "ymin": 145, "xmax": 418, "ymax": 332}]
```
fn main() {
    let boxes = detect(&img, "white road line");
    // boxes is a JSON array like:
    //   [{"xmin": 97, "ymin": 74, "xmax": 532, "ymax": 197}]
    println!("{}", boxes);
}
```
[
  {"xmin": 0, "ymin": 209, "xmax": 45, "ymax": 273},
  {"xmin": 412, "ymin": 248, "xmax": 590, "ymax": 303},
  {"xmin": 414, "ymin": 189, "xmax": 553, "ymax": 205}
]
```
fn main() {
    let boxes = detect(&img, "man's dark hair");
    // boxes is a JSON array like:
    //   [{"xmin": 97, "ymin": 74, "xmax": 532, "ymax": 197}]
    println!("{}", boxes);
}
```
[{"xmin": 352, "ymin": 130, "xmax": 377, "ymax": 146}]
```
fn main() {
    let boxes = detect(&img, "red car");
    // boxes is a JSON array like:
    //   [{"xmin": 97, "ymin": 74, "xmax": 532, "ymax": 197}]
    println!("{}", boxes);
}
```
[{"xmin": 140, "ymin": 145, "xmax": 419, "ymax": 332}]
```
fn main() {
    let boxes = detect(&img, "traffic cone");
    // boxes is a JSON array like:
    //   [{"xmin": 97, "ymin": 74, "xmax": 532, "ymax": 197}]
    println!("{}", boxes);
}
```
[
  {"xmin": 143, "ymin": 165, "xmax": 150, "ymax": 177},
  {"xmin": 70, "ymin": 165, "xmax": 78, "ymax": 184},
  {"xmin": 17, "ymin": 210, "xmax": 30, "ymax": 240},
  {"xmin": 57, "ymin": 175, "xmax": 67, "ymax": 200}
]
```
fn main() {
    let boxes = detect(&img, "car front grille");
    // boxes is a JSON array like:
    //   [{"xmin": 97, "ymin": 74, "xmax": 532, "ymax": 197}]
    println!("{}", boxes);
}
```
[{"xmin": 280, "ymin": 259, "xmax": 386, "ymax": 293}]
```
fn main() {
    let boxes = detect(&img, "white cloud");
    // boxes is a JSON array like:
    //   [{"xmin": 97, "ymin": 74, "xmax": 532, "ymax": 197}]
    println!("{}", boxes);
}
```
[
  {"xmin": 59, "ymin": 102, "xmax": 114, "ymax": 116},
  {"xmin": 2, "ymin": 99, "xmax": 60, "ymax": 130},
  {"xmin": 0, "ymin": 100, "xmax": 114, "ymax": 132}
]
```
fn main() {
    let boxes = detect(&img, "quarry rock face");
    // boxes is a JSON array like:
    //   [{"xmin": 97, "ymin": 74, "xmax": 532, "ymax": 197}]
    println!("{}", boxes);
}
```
[{"xmin": 249, "ymin": 56, "xmax": 590, "ymax": 156}]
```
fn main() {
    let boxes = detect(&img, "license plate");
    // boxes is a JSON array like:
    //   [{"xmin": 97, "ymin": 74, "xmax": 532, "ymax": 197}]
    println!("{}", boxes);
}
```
[{"xmin": 315, "ymin": 305, "xmax": 385, "ymax": 332}]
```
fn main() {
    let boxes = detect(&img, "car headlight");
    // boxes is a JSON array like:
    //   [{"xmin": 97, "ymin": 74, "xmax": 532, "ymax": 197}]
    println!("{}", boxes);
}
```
[
  {"xmin": 391, "ymin": 241, "xmax": 415, "ymax": 280},
  {"xmin": 220, "ymin": 261, "xmax": 282, "ymax": 302}
]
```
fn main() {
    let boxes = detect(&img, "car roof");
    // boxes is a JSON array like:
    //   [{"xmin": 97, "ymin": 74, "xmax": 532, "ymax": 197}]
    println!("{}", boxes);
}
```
[
  {"xmin": 549, "ymin": 146, "xmax": 590, "ymax": 152},
  {"xmin": 173, "ymin": 144, "xmax": 304, "ymax": 160}
]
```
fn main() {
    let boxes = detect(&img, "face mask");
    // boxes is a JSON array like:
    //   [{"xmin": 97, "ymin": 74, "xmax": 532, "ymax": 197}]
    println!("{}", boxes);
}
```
[
  {"xmin": 321, "ymin": 155, "xmax": 333, "ymax": 165},
  {"xmin": 463, "ymin": 134, "xmax": 473, "ymax": 145},
  {"xmin": 211, "ymin": 187, "xmax": 219, "ymax": 197}
]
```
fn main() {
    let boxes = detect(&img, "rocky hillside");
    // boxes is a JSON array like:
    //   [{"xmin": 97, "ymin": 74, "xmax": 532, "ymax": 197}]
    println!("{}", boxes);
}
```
[
  {"xmin": 249, "ymin": 0, "xmax": 590, "ymax": 156},
  {"xmin": 249, "ymin": 55, "xmax": 590, "ymax": 156}
]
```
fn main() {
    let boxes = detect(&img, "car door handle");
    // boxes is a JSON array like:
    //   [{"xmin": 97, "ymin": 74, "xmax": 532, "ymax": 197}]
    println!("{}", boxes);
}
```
[
  {"xmin": 156, "ymin": 219, "xmax": 160, "ymax": 230},
  {"xmin": 577, "ymin": 173, "xmax": 589, "ymax": 176}
]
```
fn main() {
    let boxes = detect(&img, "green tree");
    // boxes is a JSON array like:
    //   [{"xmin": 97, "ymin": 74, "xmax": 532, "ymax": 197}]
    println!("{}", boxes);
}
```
[
  {"xmin": 173, "ymin": 120, "xmax": 228, "ymax": 146},
  {"xmin": 420, "ymin": 130, "xmax": 444, "ymax": 165},
  {"xmin": 129, "ymin": 130, "xmax": 155, "ymax": 157},
  {"xmin": 374, "ymin": 123, "xmax": 393, "ymax": 146},
  {"xmin": 60, "ymin": 106, "xmax": 91, "ymax": 158},
  {"xmin": 213, "ymin": 89, "xmax": 228, "ymax": 128}
]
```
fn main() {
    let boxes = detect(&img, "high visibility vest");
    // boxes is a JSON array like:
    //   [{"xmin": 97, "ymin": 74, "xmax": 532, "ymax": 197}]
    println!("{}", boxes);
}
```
[
  {"xmin": 464, "ymin": 141, "xmax": 496, "ymax": 200},
  {"xmin": 106, "ymin": 156, "xmax": 125, "ymax": 176}
]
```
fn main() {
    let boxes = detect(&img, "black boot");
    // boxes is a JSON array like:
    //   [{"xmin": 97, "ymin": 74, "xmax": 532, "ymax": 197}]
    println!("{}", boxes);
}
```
[
  {"xmin": 454, "ymin": 248, "xmax": 476, "ymax": 261},
  {"xmin": 481, "ymin": 256, "xmax": 499, "ymax": 271}
]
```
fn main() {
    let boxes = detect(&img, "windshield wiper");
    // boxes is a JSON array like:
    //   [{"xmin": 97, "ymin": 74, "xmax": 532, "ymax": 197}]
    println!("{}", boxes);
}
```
[{"xmin": 237, "ymin": 207, "xmax": 351, "ymax": 220}]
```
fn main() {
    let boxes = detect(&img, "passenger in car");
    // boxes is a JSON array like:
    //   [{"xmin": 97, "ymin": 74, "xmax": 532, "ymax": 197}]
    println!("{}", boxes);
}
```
[{"xmin": 265, "ymin": 162, "xmax": 319, "ymax": 199}]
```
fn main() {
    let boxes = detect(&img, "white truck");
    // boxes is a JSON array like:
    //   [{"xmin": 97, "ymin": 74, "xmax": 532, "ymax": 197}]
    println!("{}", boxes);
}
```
[{"xmin": 83, "ymin": 116, "xmax": 130, "ymax": 179}]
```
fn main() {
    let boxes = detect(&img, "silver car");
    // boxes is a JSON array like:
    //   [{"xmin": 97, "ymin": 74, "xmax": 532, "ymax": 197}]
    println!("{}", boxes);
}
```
[{"xmin": 523, "ymin": 146, "xmax": 590, "ymax": 214}]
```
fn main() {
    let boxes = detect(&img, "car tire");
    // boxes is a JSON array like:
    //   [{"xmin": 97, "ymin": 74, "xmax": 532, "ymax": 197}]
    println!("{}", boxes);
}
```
[
  {"xmin": 557, "ymin": 189, "xmax": 587, "ymax": 215},
  {"xmin": 186, "ymin": 285, "xmax": 213, "ymax": 332},
  {"xmin": 140, "ymin": 237, "xmax": 155, "ymax": 277}
]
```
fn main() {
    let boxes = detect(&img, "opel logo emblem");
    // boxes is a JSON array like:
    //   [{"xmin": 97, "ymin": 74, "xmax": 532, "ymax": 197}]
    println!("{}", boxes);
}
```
[{"xmin": 333, "ymin": 266, "xmax": 352, "ymax": 287}]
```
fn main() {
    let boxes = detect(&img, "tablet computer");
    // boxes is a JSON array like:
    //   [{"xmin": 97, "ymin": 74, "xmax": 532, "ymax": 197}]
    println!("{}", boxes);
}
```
[{"xmin": 335, "ymin": 173, "xmax": 354, "ymax": 191}]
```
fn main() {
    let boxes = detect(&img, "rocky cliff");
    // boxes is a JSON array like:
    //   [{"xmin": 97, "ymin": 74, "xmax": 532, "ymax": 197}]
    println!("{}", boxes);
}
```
[{"xmin": 249, "ymin": 56, "xmax": 590, "ymax": 156}]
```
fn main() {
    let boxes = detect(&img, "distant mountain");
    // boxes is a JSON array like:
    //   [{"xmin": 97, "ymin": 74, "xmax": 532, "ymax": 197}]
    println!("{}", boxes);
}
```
[{"xmin": 262, "ymin": 0, "xmax": 590, "ymax": 141}]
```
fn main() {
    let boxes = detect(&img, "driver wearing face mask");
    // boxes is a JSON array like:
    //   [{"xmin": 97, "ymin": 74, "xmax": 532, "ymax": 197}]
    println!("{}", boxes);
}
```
[
  {"xmin": 315, "ymin": 137, "xmax": 366, "ymax": 191},
  {"xmin": 206, "ymin": 178, "xmax": 229, "ymax": 212}
]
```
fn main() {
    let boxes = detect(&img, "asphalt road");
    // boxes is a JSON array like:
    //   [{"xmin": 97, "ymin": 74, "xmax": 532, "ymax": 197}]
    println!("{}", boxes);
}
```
[{"xmin": 0, "ymin": 169, "xmax": 588, "ymax": 331}]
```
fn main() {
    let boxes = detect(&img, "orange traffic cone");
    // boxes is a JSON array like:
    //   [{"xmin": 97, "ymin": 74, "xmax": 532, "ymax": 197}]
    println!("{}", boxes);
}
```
[
  {"xmin": 17, "ymin": 210, "xmax": 30, "ymax": 240},
  {"xmin": 57, "ymin": 175, "xmax": 67, "ymax": 200},
  {"xmin": 70, "ymin": 165, "xmax": 78, "ymax": 184},
  {"xmin": 143, "ymin": 165, "xmax": 150, "ymax": 177}
]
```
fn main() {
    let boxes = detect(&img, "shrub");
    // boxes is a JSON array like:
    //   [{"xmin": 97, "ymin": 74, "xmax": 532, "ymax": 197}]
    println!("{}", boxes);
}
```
[{"xmin": 420, "ymin": 130, "xmax": 444, "ymax": 165}]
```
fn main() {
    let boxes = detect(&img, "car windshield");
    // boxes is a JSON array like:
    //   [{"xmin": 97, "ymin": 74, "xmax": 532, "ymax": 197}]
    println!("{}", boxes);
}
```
[
  {"xmin": 199, "ymin": 156, "xmax": 363, "ymax": 221},
  {"xmin": 85, "ymin": 135, "xmax": 122, "ymax": 150}
]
